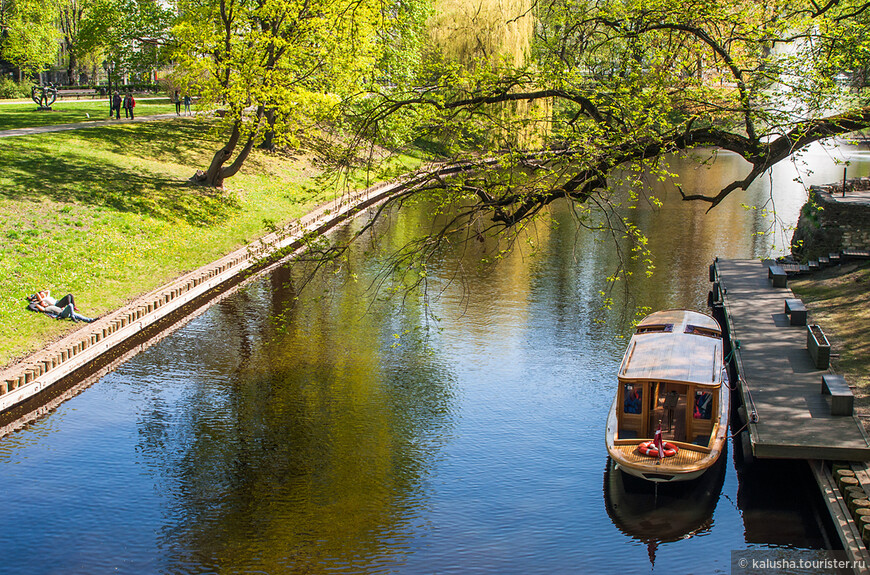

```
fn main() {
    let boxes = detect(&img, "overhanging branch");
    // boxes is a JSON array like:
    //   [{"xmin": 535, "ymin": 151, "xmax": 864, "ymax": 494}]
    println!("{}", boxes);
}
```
[{"xmin": 677, "ymin": 107, "xmax": 870, "ymax": 210}]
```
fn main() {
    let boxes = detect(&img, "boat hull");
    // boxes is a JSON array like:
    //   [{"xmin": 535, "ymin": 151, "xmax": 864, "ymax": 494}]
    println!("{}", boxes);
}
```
[{"xmin": 612, "ymin": 459, "xmax": 707, "ymax": 483}]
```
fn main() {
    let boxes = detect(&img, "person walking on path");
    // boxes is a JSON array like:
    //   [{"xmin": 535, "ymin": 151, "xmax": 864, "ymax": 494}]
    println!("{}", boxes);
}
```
[
  {"xmin": 112, "ymin": 92, "xmax": 122, "ymax": 119},
  {"xmin": 183, "ymin": 94, "xmax": 192, "ymax": 116},
  {"xmin": 123, "ymin": 93, "xmax": 136, "ymax": 119},
  {"xmin": 174, "ymin": 90, "xmax": 181, "ymax": 116}
]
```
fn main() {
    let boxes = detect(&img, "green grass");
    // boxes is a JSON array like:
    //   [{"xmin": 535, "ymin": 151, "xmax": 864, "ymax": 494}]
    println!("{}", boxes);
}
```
[
  {"xmin": 0, "ymin": 117, "xmax": 423, "ymax": 366},
  {"xmin": 0, "ymin": 98, "xmax": 179, "ymax": 130}
]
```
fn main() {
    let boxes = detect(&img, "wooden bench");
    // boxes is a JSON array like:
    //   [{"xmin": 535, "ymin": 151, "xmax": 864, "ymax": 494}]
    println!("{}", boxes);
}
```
[
  {"xmin": 822, "ymin": 374, "xmax": 853, "ymax": 416},
  {"xmin": 784, "ymin": 298, "xmax": 807, "ymax": 326},
  {"xmin": 56, "ymin": 89, "xmax": 97, "ymax": 99},
  {"xmin": 768, "ymin": 264, "xmax": 787, "ymax": 287}
]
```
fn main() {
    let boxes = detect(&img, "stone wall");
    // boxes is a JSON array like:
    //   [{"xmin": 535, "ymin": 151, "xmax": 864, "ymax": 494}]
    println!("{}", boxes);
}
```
[{"xmin": 791, "ymin": 178, "xmax": 870, "ymax": 261}]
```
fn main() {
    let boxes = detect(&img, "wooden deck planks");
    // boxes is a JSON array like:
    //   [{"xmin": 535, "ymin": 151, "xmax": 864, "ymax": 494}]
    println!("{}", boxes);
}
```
[
  {"xmin": 612, "ymin": 444, "xmax": 709, "ymax": 468},
  {"xmin": 716, "ymin": 259, "xmax": 870, "ymax": 461}
]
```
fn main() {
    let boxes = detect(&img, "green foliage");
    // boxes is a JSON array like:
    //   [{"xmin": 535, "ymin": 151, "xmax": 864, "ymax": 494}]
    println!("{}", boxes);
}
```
[
  {"xmin": 348, "ymin": 0, "xmax": 870, "ymax": 227},
  {"xmin": 173, "ymin": 0, "xmax": 367, "ymax": 141},
  {"xmin": 170, "ymin": 0, "xmax": 433, "ymax": 186},
  {"xmin": 78, "ymin": 0, "xmax": 176, "ymax": 81},
  {"xmin": 814, "ymin": 0, "xmax": 870, "ymax": 92},
  {"xmin": 0, "ymin": 77, "xmax": 34, "ymax": 99},
  {"xmin": 1, "ymin": 0, "xmax": 60, "ymax": 73}
]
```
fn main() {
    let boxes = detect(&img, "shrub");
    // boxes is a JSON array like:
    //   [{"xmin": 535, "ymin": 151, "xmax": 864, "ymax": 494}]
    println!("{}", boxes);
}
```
[{"xmin": 0, "ymin": 78, "xmax": 34, "ymax": 99}]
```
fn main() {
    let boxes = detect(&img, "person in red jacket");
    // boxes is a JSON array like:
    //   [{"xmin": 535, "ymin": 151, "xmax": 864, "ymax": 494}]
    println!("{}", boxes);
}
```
[{"xmin": 123, "ymin": 93, "xmax": 136, "ymax": 119}]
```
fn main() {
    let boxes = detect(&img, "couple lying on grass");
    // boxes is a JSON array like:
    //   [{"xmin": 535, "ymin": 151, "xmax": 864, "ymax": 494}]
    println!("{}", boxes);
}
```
[{"xmin": 26, "ymin": 290, "xmax": 95, "ymax": 323}]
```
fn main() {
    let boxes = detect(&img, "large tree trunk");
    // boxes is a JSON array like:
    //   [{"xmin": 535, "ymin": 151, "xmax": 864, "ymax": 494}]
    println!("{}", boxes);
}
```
[
  {"xmin": 258, "ymin": 108, "xmax": 277, "ymax": 151},
  {"xmin": 194, "ymin": 119, "xmax": 259, "ymax": 188},
  {"xmin": 67, "ymin": 52, "xmax": 77, "ymax": 85},
  {"xmin": 59, "ymin": 1, "xmax": 82, "ymax": 86}
]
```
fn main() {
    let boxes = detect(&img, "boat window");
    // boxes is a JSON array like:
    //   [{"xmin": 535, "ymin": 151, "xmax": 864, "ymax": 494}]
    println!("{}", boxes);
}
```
[
  {"xmin": 693, "ymin": 391, "xmax": 713, "ymax": 420},
  {"xmin": 685, "ymin": 325, "xmax": 720, "ymax": 338},
  {"xmin": 623, "ymin": 383, "xmax": 642, "ymax": 414},
  {"xmin": 636, "ymin": 324, "xmax": 673, "ymax": 334}
]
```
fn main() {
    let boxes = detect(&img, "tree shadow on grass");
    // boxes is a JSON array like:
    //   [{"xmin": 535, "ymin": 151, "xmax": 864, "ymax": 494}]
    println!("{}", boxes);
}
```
[
  {"xmin": 1, "ymin": 138, "xmax": 238, "ymax": 226},
  {"xmin": 68, "ymin": 120, "xmax": 223, "ymax": 169}
]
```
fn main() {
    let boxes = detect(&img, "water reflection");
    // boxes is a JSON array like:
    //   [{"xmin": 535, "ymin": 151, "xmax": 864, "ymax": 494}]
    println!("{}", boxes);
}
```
[
  {"xmin": 614, "ymin": 141, "xmax": 870, "ymax": 313},
  {"xmin": 603, "ymin": 456, "xmax": 726, "ymax": 567},
  {"xmin": 735, "ymin": 458, "xmax": 831, "ymax": 548},
  {"xmin": 126, "ymin": 260, "xmax": 459, "ymax": 573}
]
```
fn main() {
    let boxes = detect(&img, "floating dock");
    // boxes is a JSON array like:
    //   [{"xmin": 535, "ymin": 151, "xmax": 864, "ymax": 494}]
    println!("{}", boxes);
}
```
[
  {"xmin": 713, "ymin": 258, "xmax": 870, "ymax": 569},
  {"xmin": 713, "ymin": 259, "xmax": 870, "ymax": 460}
]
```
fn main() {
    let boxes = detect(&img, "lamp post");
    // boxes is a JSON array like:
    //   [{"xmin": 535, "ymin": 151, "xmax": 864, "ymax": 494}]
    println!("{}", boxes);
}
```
[{"xmin": 102, "ymin": 60, "xmax": 113, "ymax": 117}]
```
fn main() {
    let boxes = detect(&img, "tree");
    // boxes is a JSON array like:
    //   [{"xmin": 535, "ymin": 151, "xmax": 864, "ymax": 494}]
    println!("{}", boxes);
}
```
[
  {"xmin": 78, "ymin": 0, "xmax": 176, "ymax": 84},
  {"xmin": 814, "ymin": 0, "xmax": 870, "ymax": 89},
  {"xmin": 331, "ymin": 0, "xmax": 870, "ymax": 277},
  {"xmin": 1, "ymin": 0, "xmax": 59, "ymax": 78},
  {"xmin": 58, "ymin": 0, "xmax": 86, "ymax": 83},
  {"xmin": 173, "ymin": 0, "xmax": 428, "ymax": 188}
]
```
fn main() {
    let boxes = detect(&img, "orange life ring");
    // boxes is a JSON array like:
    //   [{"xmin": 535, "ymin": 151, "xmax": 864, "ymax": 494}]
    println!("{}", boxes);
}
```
[{"xmin": 638, "ymin": 440, "xmax": 679, "ymax": 458}]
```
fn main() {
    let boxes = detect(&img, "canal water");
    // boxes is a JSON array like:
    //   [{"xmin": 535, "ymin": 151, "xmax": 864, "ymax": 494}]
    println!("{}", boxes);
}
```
[{"xmin": 1, "ymin": 143, "xmax": 869, "ymax": 574}]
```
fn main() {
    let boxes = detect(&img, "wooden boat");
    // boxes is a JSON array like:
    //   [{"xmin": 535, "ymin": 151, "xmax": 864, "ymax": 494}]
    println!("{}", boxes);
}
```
[{"xmin": 605, "ymin": 309, "xmax": 729, "ymax": 482}]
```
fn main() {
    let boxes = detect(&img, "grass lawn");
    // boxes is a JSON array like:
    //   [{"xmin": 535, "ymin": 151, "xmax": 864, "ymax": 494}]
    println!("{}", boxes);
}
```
[
  {"xmin": 0, "ymin": 98, "xmax": 179, "ymax": 130},
  {"xmin": 791, "ymin": 262, "xmax": 870, "ymax": 425},
  {"xmin": 0, "ymin": 117, "xmax": 423, "ymax": 366}
]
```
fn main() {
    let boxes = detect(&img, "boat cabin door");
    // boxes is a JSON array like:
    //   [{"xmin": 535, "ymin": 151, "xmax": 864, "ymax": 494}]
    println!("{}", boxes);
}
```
[{"xmin": 649, "ymin": 383, "xmax": 688, "ymax": 442}]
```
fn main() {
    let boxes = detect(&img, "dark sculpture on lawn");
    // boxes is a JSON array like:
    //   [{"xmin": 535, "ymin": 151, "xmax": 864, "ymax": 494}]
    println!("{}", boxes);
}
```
[{"xmin": 31, "ymin": 84, "xmax": 58, "ymax": 110}]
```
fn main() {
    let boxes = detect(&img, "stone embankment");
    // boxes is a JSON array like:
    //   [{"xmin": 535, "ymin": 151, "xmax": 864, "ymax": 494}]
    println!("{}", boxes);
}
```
[
  {"xmin": 792, "ymin": 177, "xmax": 870, "ymax": 260},
  {"xmin": 0, "ymin": 169, "xmax": 444, "ymax": 436}
]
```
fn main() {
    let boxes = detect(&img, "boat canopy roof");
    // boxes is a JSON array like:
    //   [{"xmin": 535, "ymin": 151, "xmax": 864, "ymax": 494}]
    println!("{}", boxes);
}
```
[
  {"xmin": 636, "ymin": 310, "xmax": 721, "ymax": 335},
  {"xmin": 620, "ymin": 310, "xmax": 724, "ymax": 387}
]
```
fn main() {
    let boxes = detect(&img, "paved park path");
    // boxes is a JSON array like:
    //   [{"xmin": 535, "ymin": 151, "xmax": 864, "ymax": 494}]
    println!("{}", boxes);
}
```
[{"xmin": 0, "ymin": 112, "xmax": 189, "ymax": 138}]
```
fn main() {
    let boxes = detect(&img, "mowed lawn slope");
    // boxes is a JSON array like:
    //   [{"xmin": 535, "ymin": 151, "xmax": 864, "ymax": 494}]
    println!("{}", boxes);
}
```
[{"xmin": 1, "ymin": 112, "xmax": 420, "ymax": 367}]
